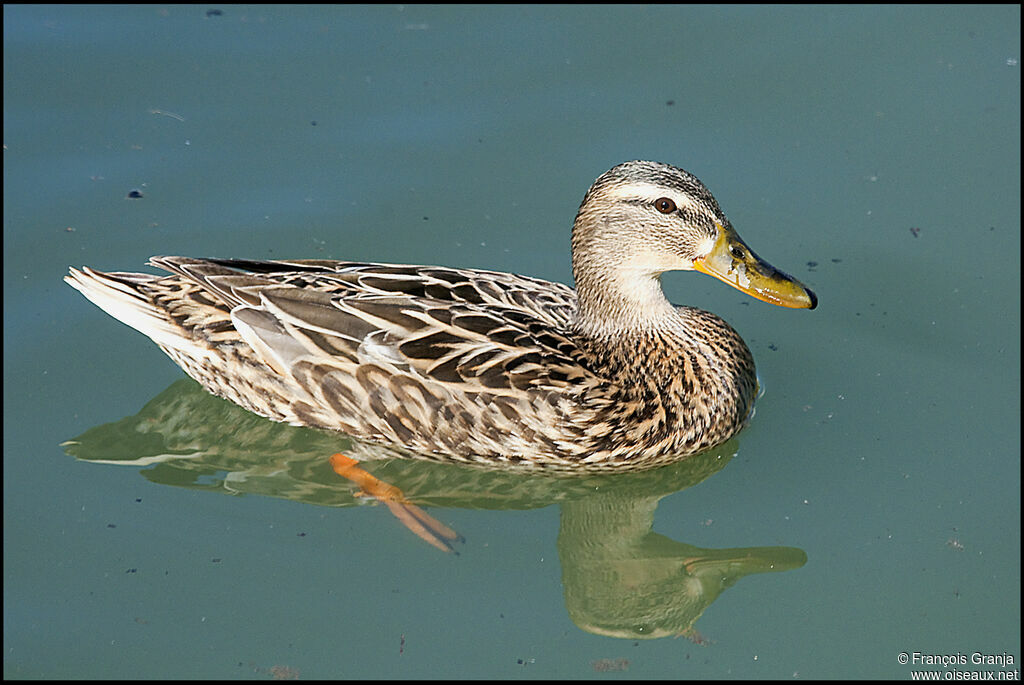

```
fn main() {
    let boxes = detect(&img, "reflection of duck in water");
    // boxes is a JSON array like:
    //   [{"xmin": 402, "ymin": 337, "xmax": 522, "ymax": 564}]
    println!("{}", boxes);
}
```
[
  {"xmin": 65, "ymin": 377, "xmax": 808, "ymax": 639},
  {"xmin": 65, "ymin": 161, "xmax": 815, "ymax": 472},
  {"xmin": 559, "ymin": 492, "xmax": 807, "ymax": 641}
]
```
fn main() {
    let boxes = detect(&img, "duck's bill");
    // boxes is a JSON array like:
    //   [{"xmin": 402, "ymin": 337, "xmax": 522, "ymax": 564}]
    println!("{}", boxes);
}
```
[{"xmin": 693, "ymin": 225, "xmax": 817, "ymax": 310}]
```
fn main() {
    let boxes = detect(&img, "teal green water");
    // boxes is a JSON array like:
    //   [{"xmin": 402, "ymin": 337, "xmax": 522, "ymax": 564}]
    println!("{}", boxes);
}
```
[{"xmin": 4, "ymin": 5, "xmax": 1019, "ymax": 679}]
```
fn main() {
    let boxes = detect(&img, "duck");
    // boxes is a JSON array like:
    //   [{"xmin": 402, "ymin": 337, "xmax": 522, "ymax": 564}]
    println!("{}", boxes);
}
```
[{"xmin": 65, "ymin": 160, "xmax": 816, "ymax": 472}]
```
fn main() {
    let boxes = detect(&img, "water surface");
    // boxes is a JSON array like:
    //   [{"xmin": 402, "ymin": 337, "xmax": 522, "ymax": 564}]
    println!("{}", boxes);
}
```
[{"xmin": 4, "ymin": 5, "xmax": 1019, "ymax": 679}]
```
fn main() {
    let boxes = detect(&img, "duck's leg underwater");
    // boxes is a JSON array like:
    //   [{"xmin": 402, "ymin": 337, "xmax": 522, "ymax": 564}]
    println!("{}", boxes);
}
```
[{"xmin": 329, "ymin": 453, "xmax": 464, "ymax": 554}]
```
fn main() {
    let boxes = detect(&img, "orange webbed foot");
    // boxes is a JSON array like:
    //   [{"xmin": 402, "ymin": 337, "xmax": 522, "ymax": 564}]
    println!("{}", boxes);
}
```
[{"xmin": 330, "ymin": 453, "xmax": 464, "ymax": 554}]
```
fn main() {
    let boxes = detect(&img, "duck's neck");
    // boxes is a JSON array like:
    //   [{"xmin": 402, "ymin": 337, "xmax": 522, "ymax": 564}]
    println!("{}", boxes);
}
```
[
  {"xmin": 572, "ymin": 267, "xmax": 679, "ymax": 338},
  {"xmin": 570, "ymin": 207, "xmax": 684, "ymax": 338}
]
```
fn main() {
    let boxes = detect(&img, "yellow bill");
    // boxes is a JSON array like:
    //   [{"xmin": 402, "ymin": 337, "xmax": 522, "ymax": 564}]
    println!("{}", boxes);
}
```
[{"xmin": 693, "ymin": 223, "xmax": 817, "ymax": 309}]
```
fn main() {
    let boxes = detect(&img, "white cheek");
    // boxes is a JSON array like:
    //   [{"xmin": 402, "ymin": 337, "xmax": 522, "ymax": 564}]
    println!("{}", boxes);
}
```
[
  {"xmin": 622, "ymin": 249, "xmax": 692, "ymax": 274},
  {"xmin": 694, "ymin": 235, "xmax": 717, "ymax": 262}
]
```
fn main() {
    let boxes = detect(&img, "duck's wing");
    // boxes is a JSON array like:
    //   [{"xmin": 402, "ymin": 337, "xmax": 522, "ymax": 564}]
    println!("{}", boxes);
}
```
[
  {"xmin": 143, "ymin": 257, "xmax": 597, "ymax": 461},
  {"xmin": 150, "ymin": 257, "xmax": 578, "ymax": 328}
]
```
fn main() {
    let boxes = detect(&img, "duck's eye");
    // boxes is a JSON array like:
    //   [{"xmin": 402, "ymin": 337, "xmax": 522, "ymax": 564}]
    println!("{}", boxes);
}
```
[
  {"xmin": 655, "ymin": 197, "xmax": 677, "ymax": 214},
  {"xmin": 730, "ymin": 245, "xmax": 745, "ymax": 260}
]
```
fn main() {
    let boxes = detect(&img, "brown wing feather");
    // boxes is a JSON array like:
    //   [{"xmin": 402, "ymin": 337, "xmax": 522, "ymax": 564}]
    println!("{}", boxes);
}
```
[{"xmin": 140, "ymin": 257, "xmax": 597, "ymax": 463}]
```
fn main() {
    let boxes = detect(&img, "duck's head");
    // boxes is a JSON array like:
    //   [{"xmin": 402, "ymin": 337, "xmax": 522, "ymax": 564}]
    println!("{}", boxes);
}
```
[{"xmin": 571, "ymin": 160, "xmax": 816, "ymax": 331}]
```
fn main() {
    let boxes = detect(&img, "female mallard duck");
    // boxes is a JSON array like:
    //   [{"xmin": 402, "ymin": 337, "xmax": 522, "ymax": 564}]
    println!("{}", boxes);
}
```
[{"xmin": 66, "ymin": 160, "xmax": 816, "ymax": 472}]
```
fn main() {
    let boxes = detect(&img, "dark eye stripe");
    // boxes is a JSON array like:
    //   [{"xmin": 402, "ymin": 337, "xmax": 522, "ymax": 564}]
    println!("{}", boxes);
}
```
[{"xmin": 619, "ymin": 198, "xmax": 712, "ymax": 230}]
